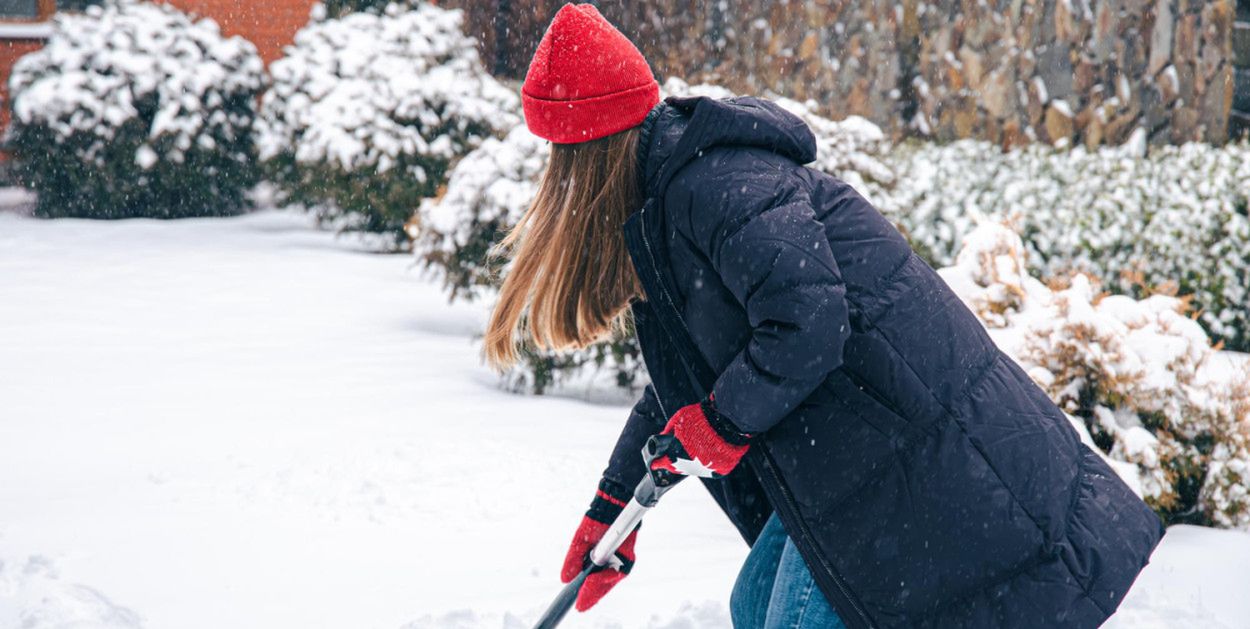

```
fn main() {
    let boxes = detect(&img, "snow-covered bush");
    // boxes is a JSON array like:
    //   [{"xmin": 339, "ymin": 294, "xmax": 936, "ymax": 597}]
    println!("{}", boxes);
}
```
[
  {"xmin": 1023, "ymin": 277, "xmax": 1250, "ymax": 528},
  {"xmin": 412, "ymin": 124, "xmax": 638, "ymax": 393},
  {"xmin": 1203, "ymin": 422, "xmax": 1250, "ymax": 529},
  {"xmin": 883, "ymin": 137, "xmax": 1250, "ymax": 350},
  {"xmin": 941, "ymin": 222, "xmax": 1250, "ymax": 529},
  {"xmin": 935, "ymin": 220, "xmax": 1039, "ymax": 328},
  {"xmin": 416, "ymin": 124, "xmax": 546, "ymax": 300},
  {"xmin": 6, "ymin": 0, "xmax": 264, "ymax": 218},
  {"xmin": 256, "ymin": 2, "xmax": 519, "ymax": 247},
  {"xmin": 509, "ymin": 330, "xmax": 645, "ymax": 396}
]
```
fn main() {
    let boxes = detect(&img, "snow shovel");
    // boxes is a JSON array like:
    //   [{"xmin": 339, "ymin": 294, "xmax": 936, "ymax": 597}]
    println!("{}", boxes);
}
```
[{"xmin": 533, "ymin": 434, "xmax": 687, "ymax": 629}]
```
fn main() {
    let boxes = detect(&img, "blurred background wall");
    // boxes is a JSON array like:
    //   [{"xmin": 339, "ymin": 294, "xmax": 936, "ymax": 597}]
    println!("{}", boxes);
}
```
[
  {"xmin": 445, "ymin": 0, "xmax": 1250, "ymax": 147},
  {"xmin": 0, "ymin": 0, "xmax": 1248, "ymax": 147},
  {"xmin": 160, "ymin": 0, "xmax": 319, "ymax": 63}
]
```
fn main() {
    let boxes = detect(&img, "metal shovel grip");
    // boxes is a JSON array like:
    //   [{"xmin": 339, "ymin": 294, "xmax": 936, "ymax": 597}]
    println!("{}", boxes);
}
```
[{"xmin": 532, "ymin": 434, "xmax": 686, "ymax": 629}]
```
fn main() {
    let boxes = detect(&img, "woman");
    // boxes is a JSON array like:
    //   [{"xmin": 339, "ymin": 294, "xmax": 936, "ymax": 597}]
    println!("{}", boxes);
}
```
[{"xmin": 486, "ymin": 4, "xmax": 1165, "ymax": 628}]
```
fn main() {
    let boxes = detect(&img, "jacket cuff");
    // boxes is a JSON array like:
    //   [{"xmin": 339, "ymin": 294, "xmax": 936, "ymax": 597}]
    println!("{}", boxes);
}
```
[
  {"xmin": 702, "ymin": 395, "xmax": 752, "ymax": 446},
  {"xmin": 587, "ymin": 477, "xmax": 632, "ymax": 524}
]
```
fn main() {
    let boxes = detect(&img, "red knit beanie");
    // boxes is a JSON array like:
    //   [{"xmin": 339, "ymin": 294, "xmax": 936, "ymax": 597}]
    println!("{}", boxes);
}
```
[{"xmin": 522, "ymin": 3, "xmax": 660, "ymax": 144}]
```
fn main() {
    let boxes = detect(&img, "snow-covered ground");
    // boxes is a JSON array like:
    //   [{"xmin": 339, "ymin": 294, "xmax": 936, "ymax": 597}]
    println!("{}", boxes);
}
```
[{"xmin": 1, "ymin": 209, "xmax": 1248, "ymax": 629}]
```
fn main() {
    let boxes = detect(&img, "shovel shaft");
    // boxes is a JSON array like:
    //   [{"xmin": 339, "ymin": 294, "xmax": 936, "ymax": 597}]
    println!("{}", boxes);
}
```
[
  {"xmin": 533, "ymin": 497, "xmax": 650, "ymax": 629},
  {"xmin": 531, "ymin": 434, "xmax": 685, "ymax": 629}
]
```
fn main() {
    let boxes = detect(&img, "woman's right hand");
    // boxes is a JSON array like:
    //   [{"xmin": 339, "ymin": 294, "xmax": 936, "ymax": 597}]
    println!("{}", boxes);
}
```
[
  {"xmin": 560, "ymin": 479, "xmax": 639, "ymax": 611},
  {"xmin": 648, "ymin": 396, "xmax": 752, "ymax": 479}
]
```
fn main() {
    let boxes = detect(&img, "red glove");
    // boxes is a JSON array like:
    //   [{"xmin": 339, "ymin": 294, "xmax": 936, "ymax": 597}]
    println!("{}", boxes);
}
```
[
  {"xmin": 649, "ymin": 396, "xmax": 751, "ymax": 478},
  {"xmin": 560, "ymin": 479, "xmax": 638, "ymax": 611}
]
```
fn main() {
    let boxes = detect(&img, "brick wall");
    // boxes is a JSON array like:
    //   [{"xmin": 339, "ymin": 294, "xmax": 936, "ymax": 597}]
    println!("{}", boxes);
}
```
[
  {"xmin": 0, "ymin": 37, "xmax": 43, "ymax": 133},
  {"xmin": 161, "ymin": 0, "xmax": 318, "ymax": 64}
]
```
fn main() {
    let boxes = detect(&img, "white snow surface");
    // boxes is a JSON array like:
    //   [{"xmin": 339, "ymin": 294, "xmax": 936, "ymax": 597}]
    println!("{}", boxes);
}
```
[{"xmin": 1, "ymin": 209, "xmax": 1248, "ymax": 628}]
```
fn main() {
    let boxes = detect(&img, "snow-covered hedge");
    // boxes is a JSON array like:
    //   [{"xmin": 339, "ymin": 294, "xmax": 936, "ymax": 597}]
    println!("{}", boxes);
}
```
[
  {"xmin": 883, "ymin": 137, "xmax": 1250, "ymax": 351},
  {"xmin": 416, "ymin": 79, "xmax": 898, "ymax": 392},
  {"xmin": 6, "ymin": 0, "xmax": 264, "ymax": 218},
  {"xmin": 414, "ymin": 123, "xmax": 595, "ymax": 392},
  {"xmin": 417, "ymin": 124, "xmax": 546, "ymax": 301},
  {"xmin": 940, "ymin": 222, "xmax": 1250, "ymax": 529},
  {"xmin": 256, "ymin": 2, "xmax": 519, "ymax": 247}
]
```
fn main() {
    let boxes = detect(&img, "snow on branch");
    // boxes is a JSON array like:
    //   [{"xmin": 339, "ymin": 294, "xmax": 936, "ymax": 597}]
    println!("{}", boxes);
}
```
[{"xmin": 256, "ymin": 1, "xmax": 520, "ymax": 245}]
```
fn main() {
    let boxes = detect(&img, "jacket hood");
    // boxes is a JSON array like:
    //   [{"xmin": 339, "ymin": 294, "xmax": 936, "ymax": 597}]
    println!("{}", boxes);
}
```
[{"xmin": 636, "ymin": 94, "xmax": 817, "ymax": 199}]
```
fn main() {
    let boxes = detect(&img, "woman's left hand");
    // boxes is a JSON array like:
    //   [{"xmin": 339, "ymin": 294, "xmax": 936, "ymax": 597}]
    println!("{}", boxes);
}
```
[{"xmin": 649, "ymin": 397, "xmax": 752, "ymax": 478}]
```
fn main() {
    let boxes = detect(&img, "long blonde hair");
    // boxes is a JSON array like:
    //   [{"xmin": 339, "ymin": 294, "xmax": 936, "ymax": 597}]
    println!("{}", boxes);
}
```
[{"xmin": 484, "ymin": 126, "xmax": 644, "ymax": 368}]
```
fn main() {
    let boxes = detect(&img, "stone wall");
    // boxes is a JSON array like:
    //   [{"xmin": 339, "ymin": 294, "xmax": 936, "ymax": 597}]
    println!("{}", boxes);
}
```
[
  {"xmin": 914, "ymin": 0, "xmax": 1235, "ymax": 147},
  {"xmin": 445, "ymin": 0, "xmax": 912, "ymax": 132},
  {"xmin": 447, "ymin": 0, "xmax": 1240, "ymax": 147},
  {"xmin": 1232, "ymin": 0, "xmax": 1250, "ymax": 137}
]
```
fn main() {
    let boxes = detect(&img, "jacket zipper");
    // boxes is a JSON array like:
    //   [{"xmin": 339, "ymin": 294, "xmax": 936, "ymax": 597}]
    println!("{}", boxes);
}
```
[
  {"xmin": 650, "ymin": 383, "xmax": 669, "ymax": 420},
  {"xmin": 636, "ymin": 205, "xmax": 691, "ymax": 359},
  {"xmin": 653, "ymin": 393, "xmax": 669, "ymax": 420},
  {"xmin": 634, "ymin": 201, "xmax": 876, "ymax": 629}
]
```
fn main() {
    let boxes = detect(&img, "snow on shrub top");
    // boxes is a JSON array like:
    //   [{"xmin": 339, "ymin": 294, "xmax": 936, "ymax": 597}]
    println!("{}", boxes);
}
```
[
  {"xmin": 256, "ymin": 2, "xmax": 519, "ymax": 181},
  {"xmin": 9, "ymin": 0, "xmax": 264, "ymax": 169},
  {"xmin": 936, "ymin": 220, "xmax": 1046, "ymax": 328},
  {"xmin": 421, "ymin": 126, "xmax": 546, "ymax": 247}
]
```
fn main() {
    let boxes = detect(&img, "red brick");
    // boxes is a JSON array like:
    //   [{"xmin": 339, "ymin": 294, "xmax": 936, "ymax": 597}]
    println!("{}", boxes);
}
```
[
  {"xmin": 161, "ymin": 0, "xmax": 319, "ymax": 64},
  {"xmin": 0, "ymin": 38, "xmax": 47, "ymax": 138}
]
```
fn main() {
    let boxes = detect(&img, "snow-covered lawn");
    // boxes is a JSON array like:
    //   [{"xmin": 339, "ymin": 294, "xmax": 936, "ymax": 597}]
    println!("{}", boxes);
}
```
[{"xmin": 1, "ymin": 209, "xmax": 1247, "ymax": 629}]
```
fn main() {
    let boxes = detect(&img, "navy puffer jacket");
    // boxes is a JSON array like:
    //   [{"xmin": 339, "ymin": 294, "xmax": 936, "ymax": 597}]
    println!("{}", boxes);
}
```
[{"xmin": 602, "ymin": 95, "xmax": 1164, "ymax": 628}]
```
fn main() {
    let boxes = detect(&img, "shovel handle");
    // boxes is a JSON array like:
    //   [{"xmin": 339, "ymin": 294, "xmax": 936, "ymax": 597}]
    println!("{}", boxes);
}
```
[{"xmin": 532, "ymin": 435, "xmax": 687, "ymax": 628}]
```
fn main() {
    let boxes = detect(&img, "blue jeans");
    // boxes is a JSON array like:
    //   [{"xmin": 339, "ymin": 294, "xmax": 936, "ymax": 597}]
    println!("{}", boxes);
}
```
[{"xmin": 730, "ymin": 513, "xmax": 846, "ymax": 629}]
